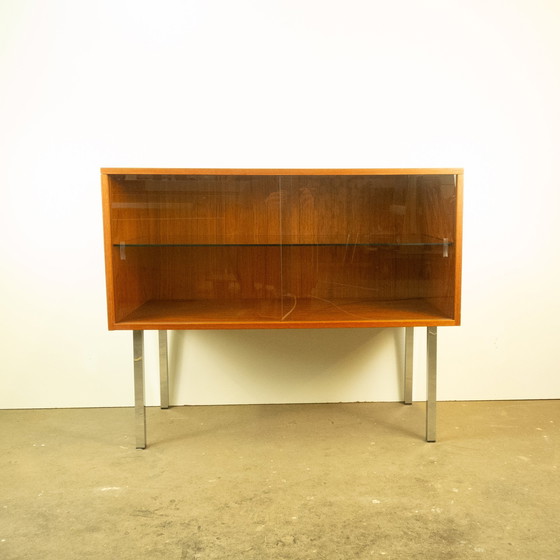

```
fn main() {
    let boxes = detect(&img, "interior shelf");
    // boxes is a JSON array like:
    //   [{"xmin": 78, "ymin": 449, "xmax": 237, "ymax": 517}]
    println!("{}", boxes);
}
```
[{"xmin": 116, "ymin": 297, "xmax": 455, "ymax": 330}]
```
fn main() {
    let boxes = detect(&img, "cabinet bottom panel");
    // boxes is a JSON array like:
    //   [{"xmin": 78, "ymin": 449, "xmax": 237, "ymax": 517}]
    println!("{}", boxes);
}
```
[{"xmin": 112, "ymin": 297, "xmax": 457, "ymax": 329}]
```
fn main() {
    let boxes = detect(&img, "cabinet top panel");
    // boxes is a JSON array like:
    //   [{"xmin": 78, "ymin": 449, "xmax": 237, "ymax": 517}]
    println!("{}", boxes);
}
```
[{"xmin": 101, "ymin": 168, "xmax": 463, "ymax": 176}]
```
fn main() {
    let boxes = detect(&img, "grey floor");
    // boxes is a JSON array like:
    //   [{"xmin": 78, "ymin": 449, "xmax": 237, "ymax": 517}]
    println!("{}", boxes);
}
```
[{"xmin": 1, "ymin": 400, "xmax": 559, "ymax": 559}]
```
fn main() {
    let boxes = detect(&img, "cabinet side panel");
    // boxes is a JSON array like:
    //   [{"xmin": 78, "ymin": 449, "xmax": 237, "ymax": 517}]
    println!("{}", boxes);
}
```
[
  {"xmin": 101, "ymin": 173, "xmax": 117, "ymax": 328},
  {"xmin": 453, "ymin": 172, "xmax": 463, "ymax": 324}
]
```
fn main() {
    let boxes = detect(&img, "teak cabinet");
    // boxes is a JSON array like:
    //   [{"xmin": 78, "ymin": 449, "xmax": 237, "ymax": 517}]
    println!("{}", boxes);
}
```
[{"xmin": 101, "ymin": 168, "xmax": 463, "ymax": 447}]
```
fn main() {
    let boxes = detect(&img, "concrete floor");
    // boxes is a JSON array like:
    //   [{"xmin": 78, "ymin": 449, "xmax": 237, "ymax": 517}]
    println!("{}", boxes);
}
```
[{"xmin": 1, "ymin": 400, "xmax": 559, "ymax": 559}]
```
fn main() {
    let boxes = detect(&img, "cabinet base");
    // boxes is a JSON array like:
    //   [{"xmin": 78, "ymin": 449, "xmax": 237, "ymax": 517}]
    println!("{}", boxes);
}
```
[{"xmin": 131, "ymin": 326, "xmax": 438, "ymax": 448}]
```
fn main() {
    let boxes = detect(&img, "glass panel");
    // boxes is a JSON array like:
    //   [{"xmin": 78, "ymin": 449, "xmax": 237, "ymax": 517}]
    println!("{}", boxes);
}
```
[
  {"xmin": 110, "ymin": 174, "xmax": 282, "ymax": 245},
  {"xmin": 108, "ymin": 172, "xmax": 458, "ymax": 326},
  {"xmin": 110, "ymin": 175, "xmax": 286, "ymax": 324},
  {"xmin": 115, "ymin": 245, "xmax": 284, "ymax": 324},
  {"xmin": 278, "ymin": 174, "xmax": 457, "ymax": 322}
]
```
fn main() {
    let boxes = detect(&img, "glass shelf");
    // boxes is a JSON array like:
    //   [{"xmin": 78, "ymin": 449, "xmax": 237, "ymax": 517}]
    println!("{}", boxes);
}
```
[
  {"xmin": 113, "ymin": 234, "xmax": 452, "ymax": 248},
  {"xmin": 114, "ymin": 242, "xmax": 452, "ymax": 247}
]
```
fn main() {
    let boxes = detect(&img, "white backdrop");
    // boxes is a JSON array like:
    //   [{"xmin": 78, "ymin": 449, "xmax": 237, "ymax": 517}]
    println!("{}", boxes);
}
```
[{"xmin": 1, "ymin": 0, "xmax": 559, "ymax": 408}]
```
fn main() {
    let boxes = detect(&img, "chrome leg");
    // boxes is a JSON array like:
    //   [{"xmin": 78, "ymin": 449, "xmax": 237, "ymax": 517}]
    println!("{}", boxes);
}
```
[
  {"xmin": 133, "ymin": 330, "xmax": 146, "ymax": 449},
  {"xmin": 426, "ymin": 326, "xmax": 437, "ymax": 442},
  {"xmin": 404, "ymin": 327, "xmax": 414, "ymax": 405},
  {"xmin": 159, "ymin": 330, "xmax": 169, "ymax": 409}
]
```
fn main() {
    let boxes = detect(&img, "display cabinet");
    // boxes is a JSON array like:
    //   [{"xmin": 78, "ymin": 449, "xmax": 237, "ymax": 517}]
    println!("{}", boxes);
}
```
[{"xmin": 101, "ymin": 168, "xmax": 463, "ymax": 447}]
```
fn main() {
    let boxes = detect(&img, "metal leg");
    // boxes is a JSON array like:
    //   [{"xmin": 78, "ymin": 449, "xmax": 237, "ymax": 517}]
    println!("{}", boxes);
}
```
[
  {"xmin": 159, "ymin": 330, "xmax": 169, "ymax": 409},
  {"xmin": 133, "ymin": 330, "xmax": 146, "ymax": 449},
  {"xmin": 404, "ymin": 327, "xmax": 414, "ymax": 405},
  {"xmin": 426, "ymin": 326, "xmax": 437, "ymax": 442}
]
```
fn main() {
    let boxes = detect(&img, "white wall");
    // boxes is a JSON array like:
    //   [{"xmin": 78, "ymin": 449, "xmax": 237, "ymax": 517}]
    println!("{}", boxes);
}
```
[{"xmin": 1, "ymin": 0, "xmax": 559, "ymax": 409}]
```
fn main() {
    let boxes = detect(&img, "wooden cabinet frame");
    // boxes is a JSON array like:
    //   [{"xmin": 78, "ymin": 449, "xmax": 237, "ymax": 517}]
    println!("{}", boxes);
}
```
[{"xmin": 101, "ymin": 168, "xmax": 463, "ymax": 447}]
